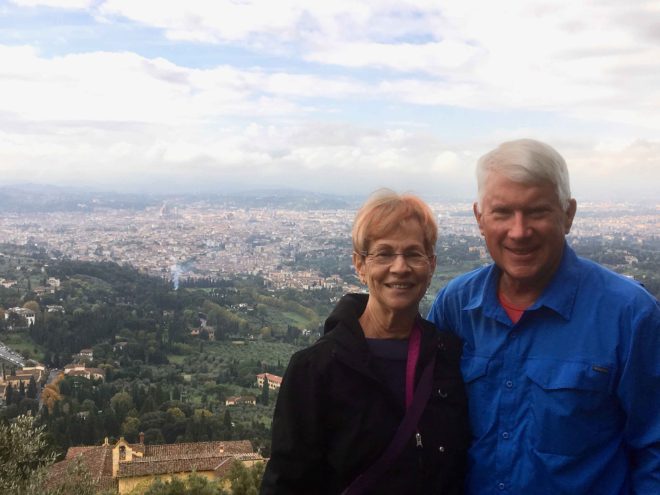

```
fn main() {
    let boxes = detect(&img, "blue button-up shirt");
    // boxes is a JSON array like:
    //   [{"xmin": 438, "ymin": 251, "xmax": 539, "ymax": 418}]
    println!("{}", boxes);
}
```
[{"xmin": 428, "ymin": 244, "xmax": 660, "ymax": 494}]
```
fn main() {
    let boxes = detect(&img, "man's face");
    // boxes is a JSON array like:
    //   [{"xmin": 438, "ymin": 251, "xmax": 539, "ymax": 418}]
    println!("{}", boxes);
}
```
[{"xmin": 474, "ymin": 171, "xmax": 577, "ymax": 296}]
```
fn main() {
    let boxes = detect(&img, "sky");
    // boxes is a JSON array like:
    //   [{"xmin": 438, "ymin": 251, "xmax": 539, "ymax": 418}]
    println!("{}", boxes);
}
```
[{"xmin": 0, "ymin": 0, "xmax": 659, "ymax": 201}]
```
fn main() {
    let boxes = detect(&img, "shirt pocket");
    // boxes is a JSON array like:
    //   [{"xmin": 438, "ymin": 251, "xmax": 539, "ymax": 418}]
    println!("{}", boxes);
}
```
[
  {"xmin": 525, "ymin": 359, "xmax": 619, "ymax": 456},
  {"xmin": 460, "ymin": 355, "xmax": 492, "ymax": 439}
]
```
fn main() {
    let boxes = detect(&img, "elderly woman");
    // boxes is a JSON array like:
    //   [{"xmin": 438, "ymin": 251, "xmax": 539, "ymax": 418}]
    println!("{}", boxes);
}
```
[{"xmin": 260, "ymin": 190, "xmax": 469, "ymax": 495}]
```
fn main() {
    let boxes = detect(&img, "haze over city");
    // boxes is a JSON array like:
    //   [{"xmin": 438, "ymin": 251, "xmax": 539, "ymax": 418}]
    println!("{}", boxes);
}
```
[{"xmin": 1, "ymin": 1, "xmax": 659, "ymax": 201}]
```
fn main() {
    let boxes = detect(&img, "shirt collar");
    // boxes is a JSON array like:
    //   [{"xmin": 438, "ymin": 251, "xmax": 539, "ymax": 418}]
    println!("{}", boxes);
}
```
[
  {"xmin": 463, "ymin": 242, "xmax": 579, "ymax": 322},
  {"xmin": 531, "ymin": 242, "xmax": 579, "ymax": 320}
]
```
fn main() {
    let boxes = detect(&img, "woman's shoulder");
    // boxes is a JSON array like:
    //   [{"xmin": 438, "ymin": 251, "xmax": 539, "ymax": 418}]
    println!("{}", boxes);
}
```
[
  {"xmin": 287, "ymin": 328, "xmax": 345, "ymax": 369},
  {"xmin": 419, "ymin": 317, "xmax": 463, "ymax": 352}
]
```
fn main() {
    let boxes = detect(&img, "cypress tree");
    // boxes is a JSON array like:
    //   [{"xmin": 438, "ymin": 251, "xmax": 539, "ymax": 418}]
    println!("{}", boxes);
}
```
[
  {"xmin": 27, "ymin": 376, "xmax": 38, "ymax": 399},
  {"xmin": 6, "ymin": 383, "xmax": 14, "ymax": 405},
  {"xmin": 261, "ymin": 376, "xmax": 270, "ymax": 405}
]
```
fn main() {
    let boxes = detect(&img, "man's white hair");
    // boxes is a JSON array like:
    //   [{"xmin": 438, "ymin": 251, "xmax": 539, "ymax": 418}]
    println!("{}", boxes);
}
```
[{"xmin": 476, "ymin": 138, "xmax": 572, "ymax": 211}]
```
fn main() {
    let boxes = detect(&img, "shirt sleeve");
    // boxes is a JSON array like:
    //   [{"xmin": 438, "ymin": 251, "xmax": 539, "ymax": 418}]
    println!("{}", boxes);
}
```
[
  {"xmin": 260, "ymin": 351, "xmax": 326, "ymax": 495},
  {"xmin": 617, "ymin": 297, "xmax": 660, "ymax": 493}
]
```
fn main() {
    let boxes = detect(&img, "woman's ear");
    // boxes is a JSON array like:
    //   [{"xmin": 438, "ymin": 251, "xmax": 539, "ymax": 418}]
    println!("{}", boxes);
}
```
[
  {"xmin": 427, "ymin": 254, "xmax": 437, "ymax": 287},
  {"xmin": 353, "ymin": 252, "xmax": 366, "ymax": 284}
]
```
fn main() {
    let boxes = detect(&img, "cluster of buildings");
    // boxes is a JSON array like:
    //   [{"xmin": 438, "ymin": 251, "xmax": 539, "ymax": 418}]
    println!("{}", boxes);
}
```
[
  {"xmin": 0, "ymin": 276, "xmax": 60, "ymax": 295},
  {"xmin": 0, "ymin": 203, "xmax": 356, "ymax": 290},
  {"xmin": 0, "ymin": 361, "xmax": 46, "ymax": 404},
  {"xmin": 0, "ymin": 345, "xmax": 106, "ymax": 406},
  {"xmin": 222, "ymin": 372, "xmax": 283, "ymax": 408},
  {"xmin": 4, "ymin": 306, "xmax": 36, "ymax": 327}
]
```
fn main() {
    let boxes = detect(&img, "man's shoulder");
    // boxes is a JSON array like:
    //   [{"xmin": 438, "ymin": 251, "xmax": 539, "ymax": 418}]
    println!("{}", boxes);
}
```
[{"xmin": 574, "ymin": 255, "xmax": 656, "ymax": 302}]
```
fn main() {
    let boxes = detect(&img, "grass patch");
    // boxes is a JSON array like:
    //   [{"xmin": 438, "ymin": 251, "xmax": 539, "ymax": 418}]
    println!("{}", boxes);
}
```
[
  {"xmin": 205, "ymin": 340, "xmax": 300, "ymax": 367},
  {"xmin": 167, "ymin": 354, "xmax": 186, "ymax": 365},
  {"xmin": 279, "ymin": 311, "xmax": 314, "ymax": 328},
  {"xmin": 0, "ymin": 331, "xmax": 45, "ymax": 361}
]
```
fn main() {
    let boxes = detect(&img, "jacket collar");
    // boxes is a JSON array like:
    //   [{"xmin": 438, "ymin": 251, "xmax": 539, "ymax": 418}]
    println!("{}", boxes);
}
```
[{"xmin": 323, "ymin": 293, "xmax": 438, "ymax": 367}]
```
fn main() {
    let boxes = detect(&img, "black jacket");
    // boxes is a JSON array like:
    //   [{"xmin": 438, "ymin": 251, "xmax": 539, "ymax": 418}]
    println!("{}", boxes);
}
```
[{"xmin": 260, "ymin": 294, "xmax": 469, "ymax": 495}]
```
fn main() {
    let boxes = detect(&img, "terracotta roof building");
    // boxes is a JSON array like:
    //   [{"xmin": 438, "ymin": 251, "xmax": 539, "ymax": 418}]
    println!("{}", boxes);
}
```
[
  {"xmin": 47, "ymin": 443, "xmax": 116, "ymax": 492},
  {"xmin": 256, "ymin": 372, "xmax": 282, "ymax": 390},
  {"xmin": 49, "ymin": 436, "xmax": 263, "ymax": 494},
  {"xmin": 63, "ymin": 364, "xmax": 105, "ymax": 381},
  {"xmin": 225, "ymin": 395, "xmax": 257, "ymax": 406}
]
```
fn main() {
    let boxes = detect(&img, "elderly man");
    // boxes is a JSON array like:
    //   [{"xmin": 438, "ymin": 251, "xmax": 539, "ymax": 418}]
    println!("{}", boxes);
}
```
[{"xmin": 428, "ymin": 139, "xmax": 659, "ymax": 494}]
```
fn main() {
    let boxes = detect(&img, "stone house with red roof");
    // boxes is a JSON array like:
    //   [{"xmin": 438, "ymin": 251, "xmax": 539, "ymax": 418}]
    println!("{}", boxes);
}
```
[
  {"xmin": 48, "ymin": 435, "xmax": 263, "ymax": 494},
  {"xmin": 64, "ymin": 363, "xmax": 106, "ymax": 381},
  {"xmin": 256, "ymin": 372, "xmax": 282, "ymax": 390},
  {"xmin": 225, "ymin": 395, "xmax": 257, "ymax": 406}
]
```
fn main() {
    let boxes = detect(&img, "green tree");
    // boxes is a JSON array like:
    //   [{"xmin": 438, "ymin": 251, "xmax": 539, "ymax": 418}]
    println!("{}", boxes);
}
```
[
  {"xmin": 144, "ymin": 427, "xmax": 165, "ymax": 445},
  {"xmin": 223, "ymin": 409, "xmax": 232, "ymax": 434},
  {"xmin": 110, "ymin": 391, "xmax": 134, "ymax": 421},
  {"xmin": 121, "ymin": 416, "xmax": 140, "ymax": 442},
  {"xmin": 140, "ymin": 472, "xmax": 226, "ymax": 495},
  {"xmin": 23, "ymin": 300, "xmax": 40, "ymax": 313},
  {"xmin": 27, "ymin": 376, "xmax": 38, "ymax": 400},
  {"xmin": 0, "ymin": 415, "xmax": 56, "ymax": 495},
  {"xmin": 260, "ymin": 377, "xmax": 269, "ymax": 405},
  {"xmin": 5, "ymin": 383, "xmax": 14, "ymax": 406},
  {"xmin": 227, "ymin": 461, "xmax": 265, "ymax": 495}
]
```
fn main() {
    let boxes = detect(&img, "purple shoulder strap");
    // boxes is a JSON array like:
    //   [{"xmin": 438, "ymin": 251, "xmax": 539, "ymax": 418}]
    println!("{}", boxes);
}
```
[{"xmin": 341, "ymin": 340, "xmax": 436, "ymax": 495}]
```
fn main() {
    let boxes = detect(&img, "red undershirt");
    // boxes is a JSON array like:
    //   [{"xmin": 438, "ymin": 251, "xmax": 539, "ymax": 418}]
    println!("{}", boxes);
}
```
[{"xmin": 498, "ymin": 291, "xmax": 527, "ymax": 324}]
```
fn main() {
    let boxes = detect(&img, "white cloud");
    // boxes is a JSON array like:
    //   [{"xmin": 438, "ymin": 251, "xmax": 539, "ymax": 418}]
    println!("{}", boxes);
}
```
[
  {"xmin": 86, "ymin": 0, "xmax": 660, "ymax": 133},
  {"xmin": 11, "ymin": 0, "xmax": 93, "ymax": 8},
  {"xmin": 98, "ymin": 0, "xmax": 309, "ymax": 42},
  {"xmin": 0, "ymin": 45, "xmax": 370, "ymax": 125},
  {"xmin": 1, "ymin": 1, "xmax": 658, "ymax": 198},
  {"xmin": 306, "ymin": 40, "xmax": 481, "ymax": 74},
  {"xmin": 571, "ymin": 138, "xmax": 660, "ymax": 181}
]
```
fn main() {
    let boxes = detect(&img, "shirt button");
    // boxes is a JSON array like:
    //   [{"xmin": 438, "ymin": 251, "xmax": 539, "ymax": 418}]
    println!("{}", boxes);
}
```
[
  {"xmin": 502, "ymin": 432, "xmax": 509, "ymax": 439},
  {"xmin": 505, "ymin": 380, "xmax": 513, "ymax": 388},
  {"xmin": 498, "ymin": 482, "xmax": 505, "ymax": 490}
]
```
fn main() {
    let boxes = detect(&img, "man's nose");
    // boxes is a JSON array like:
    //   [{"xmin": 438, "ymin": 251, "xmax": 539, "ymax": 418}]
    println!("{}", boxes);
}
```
[{"xmin": 508, "ymin": 212, "xmax": 531, "ymax": 239}]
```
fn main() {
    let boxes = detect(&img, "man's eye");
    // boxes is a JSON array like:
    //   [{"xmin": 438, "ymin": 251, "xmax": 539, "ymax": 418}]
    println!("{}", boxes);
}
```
[{"xmin": 528, "ymin": 209, "xmax": 549, "ymax": 219}]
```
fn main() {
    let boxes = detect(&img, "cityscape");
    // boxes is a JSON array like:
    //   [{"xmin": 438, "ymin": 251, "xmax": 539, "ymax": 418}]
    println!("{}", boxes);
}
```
[{"xmin": 1, "ymin": 197, "xmax": 657, "ymax": 292}]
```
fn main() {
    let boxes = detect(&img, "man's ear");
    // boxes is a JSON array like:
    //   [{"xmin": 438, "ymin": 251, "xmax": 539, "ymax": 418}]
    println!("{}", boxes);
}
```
[
  {"xmin": 473, "ymin": 202, "xmax": 485, "ymax": 236},
  {"xmin": 564, "ymin": 199, "xmax": 577, "ymax": 234}
]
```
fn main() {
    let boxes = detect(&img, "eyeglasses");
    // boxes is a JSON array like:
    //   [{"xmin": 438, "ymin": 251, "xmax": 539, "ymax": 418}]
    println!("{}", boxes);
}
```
[{"xmin": 358, "ymin": 250, "xmax": 433, "ymax": 267}]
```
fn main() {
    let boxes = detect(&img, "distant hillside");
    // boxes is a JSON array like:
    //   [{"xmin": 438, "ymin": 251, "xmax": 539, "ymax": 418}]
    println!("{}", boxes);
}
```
[
  {"xmin": 0, "ymin": 184, "xmax": 357, "ymax": 212},
  {"xmin": 0, "ymin": 184, "xmax": 158, "ymax": 212}
]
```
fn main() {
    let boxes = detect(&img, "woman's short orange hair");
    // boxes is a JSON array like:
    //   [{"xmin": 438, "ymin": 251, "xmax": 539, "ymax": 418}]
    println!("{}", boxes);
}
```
[{"xmin": 352, "ymin": 188, "xmax": 438, "ymax": 255}]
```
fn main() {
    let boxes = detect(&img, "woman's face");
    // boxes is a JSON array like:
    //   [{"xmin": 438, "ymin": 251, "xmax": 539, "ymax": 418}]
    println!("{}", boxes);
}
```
[{"xmin": 353, "ymin": 218, "xmax": 436, "ymax": 317}]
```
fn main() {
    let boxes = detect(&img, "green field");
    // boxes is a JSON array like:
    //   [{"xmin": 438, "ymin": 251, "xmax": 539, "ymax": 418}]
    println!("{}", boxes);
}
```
[
  {"xmin": 204, "ymin": 340, "xmax": 300, "ymax": 366},
  {"xmin": 0, "ymin": 331, "xmax": 45, "ymax": 362}
]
